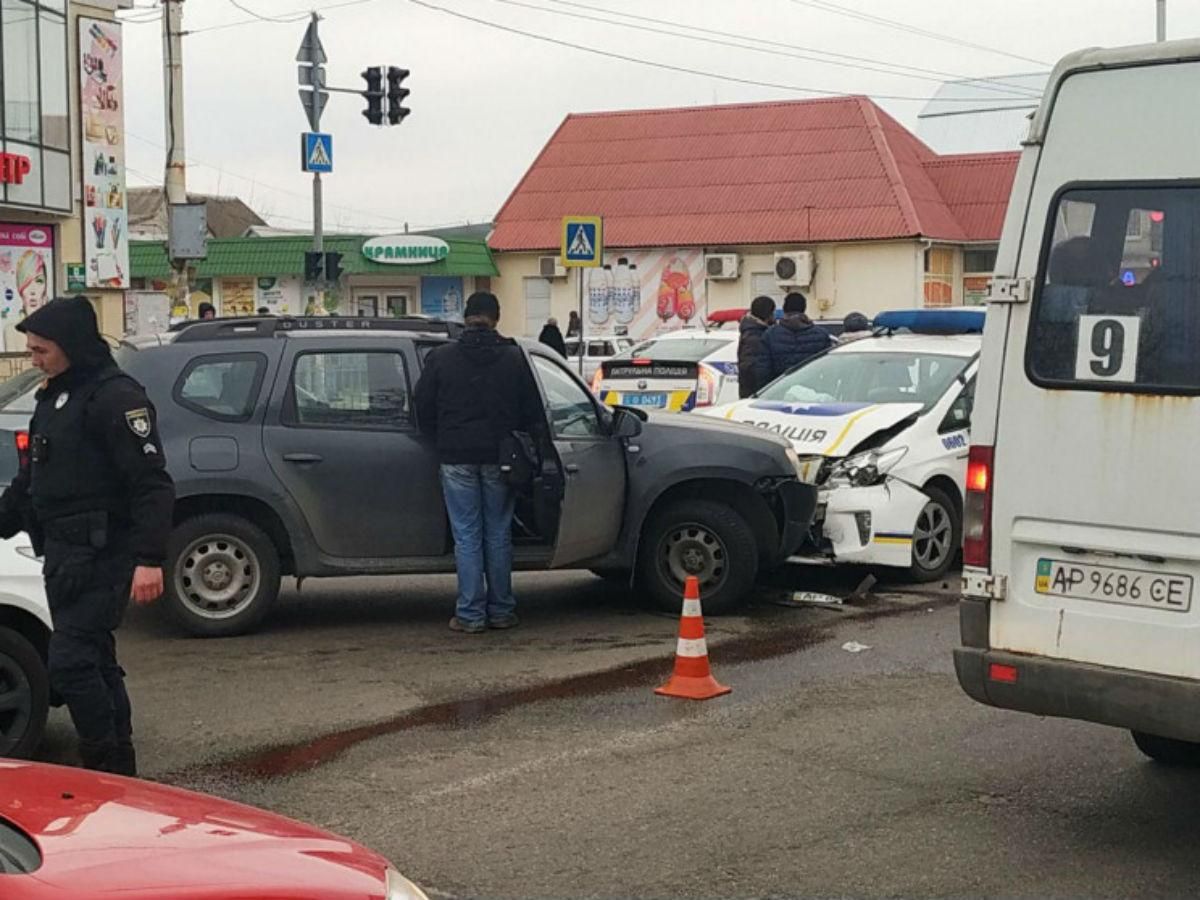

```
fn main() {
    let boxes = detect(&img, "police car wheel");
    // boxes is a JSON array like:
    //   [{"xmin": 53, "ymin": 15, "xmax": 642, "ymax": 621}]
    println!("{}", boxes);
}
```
[
  {"xmin": 165, "ymin": 514, "xmax": 281, "ymax": 638},
  {"xmin": 0, "ymin": 626, "xmax": 49, "ymax": 759},
  {"xmin": 908, "ymin": 486, "xmax": 960, "ymax": 583},
  {"xmin": 641, "ymin": 499, "xmax": 758, "ymax": 616},
  {"xmin": 1131, "ymin": 731, "xmax": 1200, "ymax": 766}
]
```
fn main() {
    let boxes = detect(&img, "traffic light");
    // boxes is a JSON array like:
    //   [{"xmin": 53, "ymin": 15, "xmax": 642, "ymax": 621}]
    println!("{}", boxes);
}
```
[
  {"xmin": 385, "ymin": 66, "xmax": 410, "ymax": 126},
  {"xmin": 304, "ymin": 250, "xmax": 323, "ymax": 282},
  {"xmin": 361, "ymin": 66, "xmax": 383, "ymax": 125},
  {"xmin": 324, "ymin": 251, "xmax": 343, "ymax": 282}
]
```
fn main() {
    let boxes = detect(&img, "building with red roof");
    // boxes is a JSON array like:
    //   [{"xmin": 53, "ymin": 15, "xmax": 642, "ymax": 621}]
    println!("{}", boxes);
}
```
[{"xmin": 489, "ymin": 96, "xmax": 1019, "ymax": 339}]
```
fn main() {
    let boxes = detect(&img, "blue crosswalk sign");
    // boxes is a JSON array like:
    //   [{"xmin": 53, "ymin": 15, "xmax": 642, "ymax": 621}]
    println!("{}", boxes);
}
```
[
  {"xmin": 561, "ymin": 216, "xmax": 603, "ymax": 267},
  {"xmin": 302, "ymin": 132, "xmax": 333, "ymax": 173}
]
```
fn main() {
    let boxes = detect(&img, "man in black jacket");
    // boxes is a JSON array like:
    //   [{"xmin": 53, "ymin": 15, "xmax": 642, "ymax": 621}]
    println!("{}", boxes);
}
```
[
  {"xmin": 764, "ymin": 291, "xmax": 836, "ymax": 379},
  {"xmin": 0, "ymin": 297, "xmax": 175, "ymax": 775},
  {"xmin": 414, "ymin": 292, "xmax": 543, "ymax": 634},
  {"xmin": 737, "ymin": 295, "xmax": 775, "ymax": 398}
]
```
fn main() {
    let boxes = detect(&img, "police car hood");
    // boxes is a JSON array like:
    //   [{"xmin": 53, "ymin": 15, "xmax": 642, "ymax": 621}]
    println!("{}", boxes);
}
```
[
  {"xmin": 641, "ymin": 407, "xmax": 793, "ymax": 449},
  {"xmin": 704, "ymin": 400, "xmax": 924, "ymax": 458}
]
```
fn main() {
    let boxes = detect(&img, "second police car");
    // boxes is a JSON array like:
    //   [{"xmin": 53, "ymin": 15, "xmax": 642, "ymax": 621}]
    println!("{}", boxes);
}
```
[
  {"xmin": 699, "ymin": 309, "xmax": 982, "ymax": 581},
  {"xmin": 591, "ymin": 329, "xmax": 740, "ymax": 411}
]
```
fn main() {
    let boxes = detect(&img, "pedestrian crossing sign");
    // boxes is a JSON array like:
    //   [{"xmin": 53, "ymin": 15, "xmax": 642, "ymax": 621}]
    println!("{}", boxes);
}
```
[
  {"xmin": 561, "ymin": 215, "xmax": 603, "ymax": 267},
  {"xmin": 301, "ymin": 132, "xmax": 333, "ymax": 173}
]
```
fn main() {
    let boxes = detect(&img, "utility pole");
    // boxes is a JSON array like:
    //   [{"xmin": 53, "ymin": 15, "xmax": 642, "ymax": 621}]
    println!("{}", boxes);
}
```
[
  {"xmin": 307, "ymin": 13, "xmax": 323, "ymax": 261},
  {"xmin": 1157, "ymin": 0, "xmax": 1166, "ymax": 41},
  {"xmin": 162, "ymin": 0, "xmax": 188, "ymax": 314}
]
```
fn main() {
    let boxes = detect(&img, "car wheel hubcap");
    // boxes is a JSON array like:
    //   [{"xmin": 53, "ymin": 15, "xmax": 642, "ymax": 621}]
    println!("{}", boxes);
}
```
[
  {"xmin": 913, "ymin": 500, "xmax": 953, "ymax": 571},
  {"xmin": 176, "ymin": 534, "xmax": 261, "ymax": 620},
  {"xmin": 658, "ymin": 522, "xmax": 728, "ymax": 594},
  {"xmin": 0, "ymin": 653, "xmax": 32, "ymax": 753}
]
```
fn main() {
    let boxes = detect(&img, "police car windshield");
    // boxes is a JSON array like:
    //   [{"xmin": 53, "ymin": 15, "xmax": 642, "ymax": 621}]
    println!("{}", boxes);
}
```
[
  {"xmin": 757, "ymin": 351, "xmax": 968, "ymax": 407},
  {"xmin": 618, "ymin": 337, "xmax": 728, "ymax": 363}
]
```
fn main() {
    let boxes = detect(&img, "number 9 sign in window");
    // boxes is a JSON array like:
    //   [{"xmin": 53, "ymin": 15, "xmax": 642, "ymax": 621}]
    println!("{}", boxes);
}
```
[{"xmin": 1074, "ymin": 314, "xmax": 1141, "ymax": 383}]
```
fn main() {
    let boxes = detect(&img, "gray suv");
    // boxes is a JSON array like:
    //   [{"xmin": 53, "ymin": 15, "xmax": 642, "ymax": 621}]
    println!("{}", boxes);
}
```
[{"xmin": 77, "ymin": 317, "xmax": 816, "ymax": 636}]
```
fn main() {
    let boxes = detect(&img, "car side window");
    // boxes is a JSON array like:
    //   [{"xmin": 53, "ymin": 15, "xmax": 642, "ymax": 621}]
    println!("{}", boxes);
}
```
[
  {"xmin": 531, "ymin": 355, "xmax": 605, "ymax": 438},
  {"xmin": 174, "ymin": 353, "xmax": 266, "ymax": 422},
  {"xmin": 285, "ymin": 351, "xmax": 412, "ymax": 430},
  {"xmin": 939, "ymin": 377, "xmax": 976, "ymax": 434}
]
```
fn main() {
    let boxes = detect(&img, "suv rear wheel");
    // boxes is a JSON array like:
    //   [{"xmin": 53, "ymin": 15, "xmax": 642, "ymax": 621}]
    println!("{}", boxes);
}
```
[
  {"xmin": 1131, "ymin": 730, "xmax": 1200, "ymax": 765},
  {"xmin": 639, "ymin": 499, "xmax": 758, "ymax": 615},
  {"xmin": 0, "ymin": 625, "xmax": 48, "ymax": 758},
  {"xmin": 165, "ymin": 514, "xmax": 281, "ymax": 638}
]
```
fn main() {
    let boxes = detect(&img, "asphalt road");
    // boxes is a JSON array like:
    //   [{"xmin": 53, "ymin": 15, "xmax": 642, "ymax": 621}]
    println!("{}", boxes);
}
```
[{"xmin": 37, "ymin": 568, "xmax": 1200, "ymax": 898}]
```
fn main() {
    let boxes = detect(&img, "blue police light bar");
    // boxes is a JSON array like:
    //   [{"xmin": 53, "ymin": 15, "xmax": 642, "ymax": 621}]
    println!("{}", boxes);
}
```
[{"xmin": 873, "ymin": 308, "xmax": 985, "ymax": 335}]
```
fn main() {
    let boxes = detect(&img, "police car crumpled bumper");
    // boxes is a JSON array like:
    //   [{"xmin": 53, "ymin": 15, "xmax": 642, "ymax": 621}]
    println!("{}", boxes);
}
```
[{"xmin": 791, "ymin": 477, "xmax": 928, "ymax": 568}]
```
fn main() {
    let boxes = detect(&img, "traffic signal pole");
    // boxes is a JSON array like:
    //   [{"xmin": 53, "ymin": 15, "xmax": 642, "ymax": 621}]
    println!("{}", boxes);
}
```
[{"xmin": 306, "ymin": 14, "xmax": 324, "ymax": 306}]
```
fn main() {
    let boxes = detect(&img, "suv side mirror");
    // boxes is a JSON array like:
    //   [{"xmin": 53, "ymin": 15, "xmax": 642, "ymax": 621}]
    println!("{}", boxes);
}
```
[{"xmin": 612, "ymin": 408, "xmax": 644, "ymax": 439}]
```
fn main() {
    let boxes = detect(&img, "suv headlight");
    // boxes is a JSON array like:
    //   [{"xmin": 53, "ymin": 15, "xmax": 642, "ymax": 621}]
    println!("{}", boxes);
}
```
[
  {"xmin": 386, "ymin": 867, "xmax": 430, "ymax": 900},
  {"xmin": 826, "ymin": 446, "xmax": 907, "ymax": 488}
]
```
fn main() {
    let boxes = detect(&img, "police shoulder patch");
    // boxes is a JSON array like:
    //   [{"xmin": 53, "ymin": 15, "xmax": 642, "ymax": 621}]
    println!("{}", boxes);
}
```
[{"xmin": 125, "ymin": 408, "xmax": 152, "ymax": 438}]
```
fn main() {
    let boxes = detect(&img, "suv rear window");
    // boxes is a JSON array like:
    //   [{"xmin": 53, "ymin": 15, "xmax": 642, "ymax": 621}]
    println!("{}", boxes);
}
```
[
  {"xmin": 174, "ymin": 354, "xmax": 265, "ymax": 421},
  {"xmin": 1028, "ymin": 184, "xmax": 1200, "ymax": 392},
  {"xmin": 286, "ymin": 351, "xmax": 412, "ymax": 429}
]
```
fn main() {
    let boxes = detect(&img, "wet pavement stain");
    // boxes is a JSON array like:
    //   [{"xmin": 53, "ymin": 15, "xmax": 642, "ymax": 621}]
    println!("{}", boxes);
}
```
[{"xmin": 170, "ymin": 596, "xmax": 955, "ymax": 785}]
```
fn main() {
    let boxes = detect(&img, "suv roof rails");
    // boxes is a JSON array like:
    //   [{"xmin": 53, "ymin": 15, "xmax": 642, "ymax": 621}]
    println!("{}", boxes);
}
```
[{"xmin": 172, "ymin": 315, "xmax": 462, "ymax": 343}]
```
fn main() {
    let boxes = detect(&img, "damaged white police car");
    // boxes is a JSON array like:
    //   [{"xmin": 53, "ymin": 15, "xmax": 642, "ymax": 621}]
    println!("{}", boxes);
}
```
[{"xmin": 701, "ymin": 309, "xmax": 981, "ymax": 581}]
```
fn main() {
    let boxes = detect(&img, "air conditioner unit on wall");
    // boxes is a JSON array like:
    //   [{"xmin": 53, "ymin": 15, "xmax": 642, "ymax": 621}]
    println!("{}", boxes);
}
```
[
  {"xmin": 704, "ymin": 253, "xmax": 740, "ymax": 280},
  {"xmin": 775, "ymin": 251, "xmax": 815, "ymax": 288},
  {"xmin": 538, "ymin": 256, "xmax": 567, "ymax": 279}
]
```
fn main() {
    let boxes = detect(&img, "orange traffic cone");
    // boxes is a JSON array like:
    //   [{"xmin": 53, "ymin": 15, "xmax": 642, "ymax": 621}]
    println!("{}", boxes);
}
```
[{"xmin": 655, "ymin": 576, "xmax": 731, "ymax": 700}]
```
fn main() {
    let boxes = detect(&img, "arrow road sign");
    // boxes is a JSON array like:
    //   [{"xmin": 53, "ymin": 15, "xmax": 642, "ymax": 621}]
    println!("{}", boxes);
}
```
[
  {"xmin": 298, "ymin": 88, "xmax": 329, "ymax": 131},
  {"xmin": 295, "ymin": 19, "xmax": 327, "ymax": 64},
  {"xmin": 302, "ymin": 132, "xmax": 333, "ymax": 173}
]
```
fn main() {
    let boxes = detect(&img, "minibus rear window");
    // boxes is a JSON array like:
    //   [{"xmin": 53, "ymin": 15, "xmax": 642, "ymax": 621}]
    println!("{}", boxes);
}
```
[{"xmin": 1028, "ymin": 185, "xmax": 1200, "ymax": 394}]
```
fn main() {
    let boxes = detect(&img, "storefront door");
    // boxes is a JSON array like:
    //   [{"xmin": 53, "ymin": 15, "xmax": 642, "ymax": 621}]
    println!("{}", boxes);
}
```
[{"xmin": 353, "ymin": 290, "xmax": 410, "ymax": 317}]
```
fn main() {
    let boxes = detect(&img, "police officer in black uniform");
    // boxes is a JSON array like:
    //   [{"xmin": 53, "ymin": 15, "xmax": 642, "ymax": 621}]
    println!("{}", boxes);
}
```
[{"xmin": 0, "ymin": 297, "xmax": 174, "ymax": 776}]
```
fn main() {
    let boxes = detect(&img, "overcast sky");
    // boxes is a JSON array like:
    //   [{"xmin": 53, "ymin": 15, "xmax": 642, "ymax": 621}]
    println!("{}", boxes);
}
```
[{"xmin": 117, "ymin": 0, "xmax": 1191, "ymax": 234}]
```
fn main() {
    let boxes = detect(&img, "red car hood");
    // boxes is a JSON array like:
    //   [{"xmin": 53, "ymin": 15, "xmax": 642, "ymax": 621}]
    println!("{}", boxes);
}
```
[{"xmin": 0, "ymin": 761, "xmax": 391, "ymax": 899}]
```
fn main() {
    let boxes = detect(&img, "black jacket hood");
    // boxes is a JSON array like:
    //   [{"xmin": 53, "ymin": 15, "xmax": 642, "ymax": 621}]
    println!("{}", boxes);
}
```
[{"xmin": 17, "ymin": 296, "xmax": 113, "ymax": 370}]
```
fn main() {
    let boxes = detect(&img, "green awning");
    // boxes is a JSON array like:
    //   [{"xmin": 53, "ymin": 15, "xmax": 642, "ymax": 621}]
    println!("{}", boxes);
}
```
[{"xmin": 130, "ymin": 234, "xmax": 498, "ymax": 279}]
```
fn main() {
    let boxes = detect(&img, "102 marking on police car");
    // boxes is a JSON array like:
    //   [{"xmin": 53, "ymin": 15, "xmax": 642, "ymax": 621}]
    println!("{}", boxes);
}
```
[{"xmin": 1035, "ymin": 558, "xmax": 1193, "ymax": 612}]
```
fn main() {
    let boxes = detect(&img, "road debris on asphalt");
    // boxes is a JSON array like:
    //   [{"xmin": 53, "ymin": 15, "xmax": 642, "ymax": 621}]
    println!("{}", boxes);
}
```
[{"xmin": 841, "ymin": 641, "xmax": 872, "ymax": 653}]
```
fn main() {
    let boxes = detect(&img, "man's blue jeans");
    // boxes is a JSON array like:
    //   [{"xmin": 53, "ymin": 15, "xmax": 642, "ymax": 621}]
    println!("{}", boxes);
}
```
[{"xmin": 439, "ymin": 464, "xmax": 517, "ymax": 627}]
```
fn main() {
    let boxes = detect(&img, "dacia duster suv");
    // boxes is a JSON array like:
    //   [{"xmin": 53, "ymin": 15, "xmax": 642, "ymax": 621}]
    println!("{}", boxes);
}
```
[{"xmin": 99, "ymin": 316, "xmax": 816, "ymax": 636}]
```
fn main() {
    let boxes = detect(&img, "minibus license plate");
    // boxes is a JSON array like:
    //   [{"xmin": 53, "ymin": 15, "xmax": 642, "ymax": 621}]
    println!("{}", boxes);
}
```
[{"xmin": 1035, "ymin": 559, "xmax": 1193, "ymax": 612}]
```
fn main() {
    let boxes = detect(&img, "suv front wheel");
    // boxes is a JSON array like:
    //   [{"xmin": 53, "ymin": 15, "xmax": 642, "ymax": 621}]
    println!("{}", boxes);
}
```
[
  {"xmin": 165, "ymin": 514, "xmax": 281, "ymax": 638},
  {"xmin": 639, "ymin": 499, "xmax": 759, "ymax": 616}
]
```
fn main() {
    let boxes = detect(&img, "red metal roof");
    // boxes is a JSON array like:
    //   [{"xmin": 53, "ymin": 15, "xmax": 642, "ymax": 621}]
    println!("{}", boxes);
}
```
[{"xmin": 490, "ymin": 96, "xmax": 1019, "ymax": 251}]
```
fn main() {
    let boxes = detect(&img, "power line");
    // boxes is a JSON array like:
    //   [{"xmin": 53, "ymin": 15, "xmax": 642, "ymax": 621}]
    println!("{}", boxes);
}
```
[
  {"xmin": 405, "ymin": 0, "xmax": 1022, "ymax": 103},
  {"xmin": 224, "ymin": 0, "xmax": 308, "ymax": 24},
  {"xmin": 492, "ymin": 0, "xmax": 1038, "ymax": 99},
  {"xmin": 788, "ymin": 0, "xmax": 1050, "ymax": 68},
  {"xmin": 542, "ymin": 0, "xmax": 1042, "ymax": 97},
  {"xmin": 186, "ymin": 0, "xmax": 375, "ymax": 35}
]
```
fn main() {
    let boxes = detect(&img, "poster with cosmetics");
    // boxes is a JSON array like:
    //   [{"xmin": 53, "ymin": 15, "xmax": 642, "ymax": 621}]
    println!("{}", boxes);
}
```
[{"xmin": 79, "ymin": 17, "xmax": 129, "ymax": 289}]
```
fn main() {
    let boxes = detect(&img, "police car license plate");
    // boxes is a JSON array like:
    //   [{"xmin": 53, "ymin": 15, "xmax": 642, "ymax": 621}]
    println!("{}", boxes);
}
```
[
  {"xmin": 623, "ymin": 392, "xmax": 667, "ymax": 408},
  {"xmin": 1035, "ymin": 558, "xmax": 1193, "ymax": 612}
]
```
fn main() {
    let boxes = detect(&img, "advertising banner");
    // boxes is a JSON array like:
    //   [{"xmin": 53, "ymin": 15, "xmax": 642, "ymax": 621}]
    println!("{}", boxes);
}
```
[
  {"xmin": 256, "ymin": 276, "xmax": 301, "ymax": 315},
  {"xmin": 0, "ymin": 223, "xmax": 54, "ymax": 352},
  {"xmin": 79, "ymin": 17, "xmax": 130, "ymax": 289},
  {"xmin": 583, "ymin": 248, "xmax": 705, "ymax": 342},
  {"xmin": 421, "ymin": 276, "xmax": 464, "ymax": 321}
]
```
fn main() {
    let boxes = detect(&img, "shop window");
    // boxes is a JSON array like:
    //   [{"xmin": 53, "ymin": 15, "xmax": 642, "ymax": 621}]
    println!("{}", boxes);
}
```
[
  {"xmin": 0, "ymin": 1, "xmax": 69, "ymax": 210},
  {"xmin": 924, "ymin": 247, "xmax": 955, "ymax": 308},
  {"xmin": 287, "ymin": 351, "xmax": 411, "ymax": 430},
  {"xmin": 962, "ymin": 247, "xmax": 998, "ymax": 274}
]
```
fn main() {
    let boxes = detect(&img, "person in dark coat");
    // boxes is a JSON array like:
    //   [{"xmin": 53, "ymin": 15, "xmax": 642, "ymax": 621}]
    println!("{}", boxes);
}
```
[
  {"xmin": 0, "ymin": 297, "xmax": 175, "ymax": 776},
  {"xmin": 737, "ymin": 295, "xmax": 776, "ymax": 398},
  {"xmin": 414, "ymin": 292, "xmax": 543, "ymax": 634},
  {"xmin": 538, "ymin": 317, "xmax": 568, "ymax": 357},
  {"xmin": 566, "ymin": 310, "xmax": 582, "ymax": 338},
  {"xmin": 764, "ymin": 291, "xmax": 836, "ymax": 379}
]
